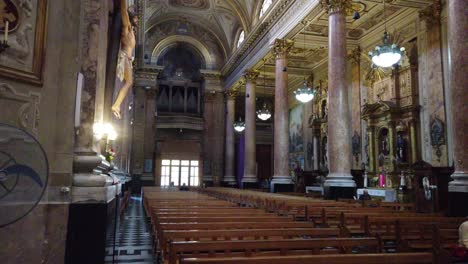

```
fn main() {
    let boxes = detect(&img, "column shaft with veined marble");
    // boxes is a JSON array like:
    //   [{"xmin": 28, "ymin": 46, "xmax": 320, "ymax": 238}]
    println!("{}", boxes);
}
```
[
  {"xmin": 224, "ymin": 90, "xmax": 237, "ymax": 185},
  {"xmin": 321, "ymin": 0, "xmax": 356, "ymax": 193},
  {"xmin": 271, "ymin": 39, "xmax": 294, "ymax": 186},
  {"xmin": 447, "ymin": 0, "xmax": 468, "ymax": 216},
  {"xmin": 242, "ymin": 69, "xmax": 260, "ymax": 184}
]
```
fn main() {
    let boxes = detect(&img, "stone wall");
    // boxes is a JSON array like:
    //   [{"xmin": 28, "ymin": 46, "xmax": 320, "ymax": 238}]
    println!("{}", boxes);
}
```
[{"xmin": 0, "ymin": 0, "xmax": 83, "ymax": 262}]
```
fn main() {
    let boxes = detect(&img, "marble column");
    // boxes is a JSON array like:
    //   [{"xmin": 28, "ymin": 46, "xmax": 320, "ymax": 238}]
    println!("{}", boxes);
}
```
[
  {"xmin": 322, "ymin": 0, "xmax": 356, "ymax": 197},
  {"xmin": 201, "ymin": 72, "xmax": 225, "ymax": 186},
  {"xmin": 271, "ymin": 39, "xmax": 295, "ymax": 192},
  {"xmin": 224, "ymin": 89, "xmax": 237, "ymax": 186},
  {"xmin": 242, "ymin": 69, "xmax": 260, "ymax": 186},
  {"xmin": 313, "ymin": 135, "xmax": 319, "ymax": 170},
  {"xmin": 447, "ymin": 0, "xmax": 468, "ymax": 216}
]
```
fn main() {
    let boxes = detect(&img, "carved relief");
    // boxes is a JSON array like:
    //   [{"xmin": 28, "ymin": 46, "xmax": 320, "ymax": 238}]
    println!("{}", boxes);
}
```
[{"xmin": 0, "ymin": 82, "xmax": 40, "ymax": 136}]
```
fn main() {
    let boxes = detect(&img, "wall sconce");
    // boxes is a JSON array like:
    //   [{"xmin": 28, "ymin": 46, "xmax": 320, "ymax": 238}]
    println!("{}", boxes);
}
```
[
  {"xmin": 0, "ymin": 20, "xmax": 10, "ymax": 54},
  {"xmin": 93, "ymin": 122, "xmax": 118, "ymax": 141}
]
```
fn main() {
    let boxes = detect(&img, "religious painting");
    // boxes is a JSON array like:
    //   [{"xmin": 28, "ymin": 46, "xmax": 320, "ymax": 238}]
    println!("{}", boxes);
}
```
[
  {"xmin": 289, "ymin": 105, "xmax": 303, "ymax": 153},
  {"xmin": 0, "ymin": 0, "xmax": 48, "ymax": 85}
]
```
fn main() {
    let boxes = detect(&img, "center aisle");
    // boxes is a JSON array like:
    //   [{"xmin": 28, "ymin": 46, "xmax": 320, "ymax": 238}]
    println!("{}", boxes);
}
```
[{"xmin": 105, "ymin": 197, "xmax": 155, "ymax": 264}]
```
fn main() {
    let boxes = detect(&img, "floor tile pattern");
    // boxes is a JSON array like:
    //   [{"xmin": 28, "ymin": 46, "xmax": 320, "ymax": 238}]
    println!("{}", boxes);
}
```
[{"xmin": 105, "ymin": 197, "xmax": 155, "ymax": 264}]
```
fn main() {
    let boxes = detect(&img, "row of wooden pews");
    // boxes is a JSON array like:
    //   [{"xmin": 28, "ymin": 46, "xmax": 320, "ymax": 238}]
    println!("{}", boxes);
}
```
[{"xmin": 143, "ymin": 187, "xmax": 464, "ymax": 263}]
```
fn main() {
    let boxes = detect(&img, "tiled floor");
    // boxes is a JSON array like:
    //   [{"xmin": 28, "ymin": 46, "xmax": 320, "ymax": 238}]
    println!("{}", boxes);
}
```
[{"xmin": 105, "ymin": 196, "xmax": 155, "ymax": 264}]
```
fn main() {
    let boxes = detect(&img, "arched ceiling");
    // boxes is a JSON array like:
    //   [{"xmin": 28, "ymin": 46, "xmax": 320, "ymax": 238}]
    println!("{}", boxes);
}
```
[{"xmin": 144, "ymin": 0, "xmax": 260, "ymax": 59}]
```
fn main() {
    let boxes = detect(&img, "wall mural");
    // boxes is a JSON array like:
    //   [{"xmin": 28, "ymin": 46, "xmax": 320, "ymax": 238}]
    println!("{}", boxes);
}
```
[
  {"xmin": 289, "ymin": 104, "xmax": 303, "ymax": 153},
  {"xmin": 0, "ymin": 0, "xmax": 47, "ymax": 85},
  {"xmin": 289, "ymin": 104, "xmax": 304, "ymax": 173}
]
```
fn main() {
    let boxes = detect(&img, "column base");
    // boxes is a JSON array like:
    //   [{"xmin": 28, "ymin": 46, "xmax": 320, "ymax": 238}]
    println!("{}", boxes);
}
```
[
  {"xmin": 324, "ymin": 186, "xmax": 356, "ymax": 200},
  {"xmin": 448, "ymin": 171, "xmax": 468, "ymax": 192},
  {"xmin": 324, "ymin": 172, "xmax": 356, "ymax": 187},
  {"xmin": 448, "ymin": 191, "xmax": 468, "ymax": 217},
  {"xmin": 242, "ymin": 174, "xmax": 257, "ymax": 183}
]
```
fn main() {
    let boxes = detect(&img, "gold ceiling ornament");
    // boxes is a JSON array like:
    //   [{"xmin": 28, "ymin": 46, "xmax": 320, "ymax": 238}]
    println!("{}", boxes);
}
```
[
  {"xmin": 272, "ymin": 38, "xmax": 294, "ymax": 59},
  {"xmin": 243, "ymin": 69, "xmax": 260, "ymax": 81},
  {"xmin": 418, "ymin": 0, "xmax": 442, "ymax": 27},
  {"xmin": 320, "ymin": 0, "xmax": 354, "ymax": 15}
]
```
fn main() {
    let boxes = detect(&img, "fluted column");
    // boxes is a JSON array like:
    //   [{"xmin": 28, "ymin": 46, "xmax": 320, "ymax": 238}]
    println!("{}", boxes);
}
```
[
  {"xmin": 447, "ymin": 0, "xmax": 468, "ymax": 216},
  {"xmin": 321, "ymin": 0, "xmax": 356, "ymax": 196},
  {"xmin": 271, "ymin": 39, "xmax": 294, "ymax": 189},
  {"xmin": 242, "ymin": 69, "xmax": 260, "ymax": 185},
  {"xmin": 224, "ymin": 89, "xmax": 237, "ymax": 185}
]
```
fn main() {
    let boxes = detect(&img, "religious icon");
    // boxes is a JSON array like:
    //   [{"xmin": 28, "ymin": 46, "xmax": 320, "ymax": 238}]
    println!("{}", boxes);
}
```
[
  {"xmin": 396, "ymin": 133, "xmax": 406, "ymax": 162},
  {"xmin": 112, "ymin": 0, "xmax": 139, "ymax": 119},
  {"xmin": 379, "ymin": 128, "xmax": 389, "ymax": 156}
]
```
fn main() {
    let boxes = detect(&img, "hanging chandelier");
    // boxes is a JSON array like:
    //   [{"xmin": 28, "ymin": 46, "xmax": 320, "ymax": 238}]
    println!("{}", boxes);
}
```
[
  {"xmin": 294, "ymin": 24, "xmax": 315, "ymax": 103},
  {"xmin": 368, "ymin": 0, "xmax": 405, "ymax": 68},
  {"xmin": 256, "ymin": 103, "xmax": 271, "ymax": 121},
  {"xmin": 257, "ymin": 59, "xmax": 271, "ymax": 121},
  {"xmin": 233, "ymin": 117, "xmax": 245, "ymax": 132},
  {"xmin": 294, "ymin": 80, "xmax": 315, "ymax": 103}
]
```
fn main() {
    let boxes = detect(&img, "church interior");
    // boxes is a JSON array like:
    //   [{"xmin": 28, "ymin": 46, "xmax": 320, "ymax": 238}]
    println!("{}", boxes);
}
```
[{"xmin": 0, "ymin": 0, "xmax": 467, "ymax": 263}]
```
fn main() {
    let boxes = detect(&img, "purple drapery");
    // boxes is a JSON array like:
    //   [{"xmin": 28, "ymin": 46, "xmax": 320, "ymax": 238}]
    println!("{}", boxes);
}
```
[{"xmin": 237, "ymin": 133, "xmax": 245, "ymax": 188}]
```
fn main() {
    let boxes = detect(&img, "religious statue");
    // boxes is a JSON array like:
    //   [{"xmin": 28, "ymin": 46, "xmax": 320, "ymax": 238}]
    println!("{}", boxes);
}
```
[
  {"xmin": 380, "ymin": 131, "xmax": 389, "ymax": 156},
  {"xmin": 396, "ymin": 133, "xmax": 406, "ymax": 162},
  {"xmin": 111, "ymin": 0, "xmax": 139, "ymax": 119}
]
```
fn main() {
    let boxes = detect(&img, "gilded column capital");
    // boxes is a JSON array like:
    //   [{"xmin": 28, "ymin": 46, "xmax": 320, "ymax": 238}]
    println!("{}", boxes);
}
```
[
  {"xmin": 272, "ymin": 38, "xmax": 294, "ymax": 59},
  {"xmin": 419, "ymin": 1, "xmax": 441, "ymax": 26},
  {"xmin": 243, "ymin": 69, "xmax": 260, "ymax": 82},
  {"xmin": 320, "ymin": 0, "xmax": 353, "ymax": 14},
  {"xmin": 348, "ymin": 47, "xmax": 361, "ymax": 65},
  {"xmin": 225, "ymin": 89, "xmax": 239, "ymax": 99}
]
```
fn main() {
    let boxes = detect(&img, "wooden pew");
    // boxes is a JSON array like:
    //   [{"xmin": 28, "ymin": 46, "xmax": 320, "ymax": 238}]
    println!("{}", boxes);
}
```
[
  {"xmin": 161, "ymin": 228, "xmax": 342, "ymax": 256},
  {"xmin": 169, "ymin": 237, "xmax": 381, "ymax": 264},
  {"xmin": 180, "ymin": 252, "xmax": 434, "ymax": 264}
]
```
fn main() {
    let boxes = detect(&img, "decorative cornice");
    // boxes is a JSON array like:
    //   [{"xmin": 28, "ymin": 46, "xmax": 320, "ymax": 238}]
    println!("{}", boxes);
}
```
[
  {"xmin": 272, "ymin": 38, "xmax": 294, "ymax": 59},
  {"xmin": 135, "ymin": 68, "xmax": 161, "ymax": 81},
  {"xmin": 243, "ymin": 69, "xmax": 260, "ymax": 81},
  {"xmin": 320, "ymin": 0, "xmax": 353, "ymax": 14},
  {"xmin": 200, "ymin": 70, "xmax": 222, "ymax": 79},
  {"xmin": 419, "ymin": 0, "xmax": 441, "ymax": 26}
]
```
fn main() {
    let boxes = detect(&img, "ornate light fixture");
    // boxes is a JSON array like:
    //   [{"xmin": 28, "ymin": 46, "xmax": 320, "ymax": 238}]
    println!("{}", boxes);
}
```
[
  {"xmin": 368, "ymin": 0, "xmax": 405, "ymax": 68},
  {"xmin": 256, "ymin": 60, "xmax": 271, "ymax": 121},
  {"xmin": 233, "ymin": 117, "xmax": 245, "ymax": 132},
  {"xmin": 294, "ymin": 23, "xmax": 315, "ymax": 103}
]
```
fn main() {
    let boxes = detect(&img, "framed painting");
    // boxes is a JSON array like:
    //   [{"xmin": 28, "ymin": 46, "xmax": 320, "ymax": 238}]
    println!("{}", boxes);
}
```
[
  {"xmin": 0, "ymin": 0, "xmax": 48, "ymax": 85},
  {"xmin": 289, "ymin": 104, "xmax": 304, "ymax": 153}
]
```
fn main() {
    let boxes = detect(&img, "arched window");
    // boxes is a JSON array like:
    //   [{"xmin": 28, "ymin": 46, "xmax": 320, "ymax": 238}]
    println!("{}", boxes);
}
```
[
  {"xmin": 260, "ymin": 0, "xmax": 273, "ymax": 18},
  {"xmin": 237, "ymin": 30, "xmax": 245, "ymax": 48}
]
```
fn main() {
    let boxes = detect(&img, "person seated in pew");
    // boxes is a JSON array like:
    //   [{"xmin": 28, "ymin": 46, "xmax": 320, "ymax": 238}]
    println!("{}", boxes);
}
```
[
  {"xmin": 359, "ymin": 189, "xmax": 372, "ymax": 201},
  {"xmin": 179, "ymin": 183, "xmax": 189, "ymax": 191},
  {"xmin": 451, "ymin": 220, "xmax": 468, "ymax": 261}
]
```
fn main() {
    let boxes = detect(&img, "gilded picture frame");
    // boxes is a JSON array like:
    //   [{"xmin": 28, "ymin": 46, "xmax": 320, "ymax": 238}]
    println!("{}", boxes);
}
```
[{"xmin": 0, "ymin": 0, "xmax": 48, "ymax": 85}]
